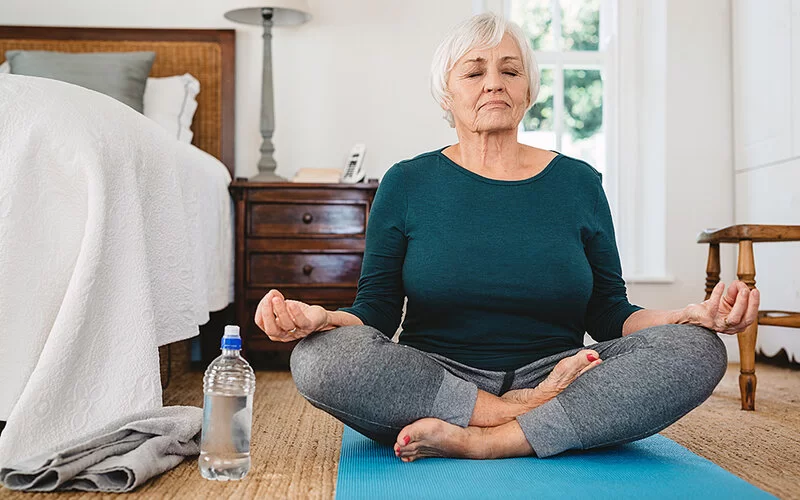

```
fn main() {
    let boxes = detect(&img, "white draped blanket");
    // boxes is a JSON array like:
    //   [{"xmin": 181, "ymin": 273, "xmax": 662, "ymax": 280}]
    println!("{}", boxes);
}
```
[{"xmin": 0, "ymin": 75, "xmax": 233, "ymax": 467}]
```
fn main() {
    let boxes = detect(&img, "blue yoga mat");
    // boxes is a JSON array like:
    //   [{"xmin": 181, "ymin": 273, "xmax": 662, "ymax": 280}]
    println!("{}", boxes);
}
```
[{"xmin": 336, "ymin": 425, "xmax": 775, "ymax": 500}]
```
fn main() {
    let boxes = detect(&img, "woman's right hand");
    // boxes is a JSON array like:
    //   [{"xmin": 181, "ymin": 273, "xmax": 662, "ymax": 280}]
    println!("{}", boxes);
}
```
[{"xmin": 254, "ymin": 289, "xmax": 329, "ymax": 342}]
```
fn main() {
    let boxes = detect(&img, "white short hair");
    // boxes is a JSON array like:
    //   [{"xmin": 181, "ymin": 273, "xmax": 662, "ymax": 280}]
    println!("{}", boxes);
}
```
[{"xmin": 430, "ymin": 12, "xmax": 540, "ymax": 128}]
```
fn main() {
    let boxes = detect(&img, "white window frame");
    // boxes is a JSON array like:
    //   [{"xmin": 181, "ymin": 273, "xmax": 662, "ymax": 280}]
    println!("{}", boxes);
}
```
[
  {"xmin": 613, "ymin": 0, "xmax": 670, "ymax": 283},
  {"xmin": 474, "ymin": 0, "xmax": 672, "ymax": 283}
]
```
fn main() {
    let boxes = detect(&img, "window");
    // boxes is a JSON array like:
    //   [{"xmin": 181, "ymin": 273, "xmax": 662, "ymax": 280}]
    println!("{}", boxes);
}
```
[{"xmin": 509, "ymin": 0, "xmax": 610, "ymax": 178}]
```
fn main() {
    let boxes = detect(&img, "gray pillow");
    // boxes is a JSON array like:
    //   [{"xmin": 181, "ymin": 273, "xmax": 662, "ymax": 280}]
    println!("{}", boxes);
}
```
[{"xmin": 5, "ymin": 50, "xmax": 156, "ymax": 113}]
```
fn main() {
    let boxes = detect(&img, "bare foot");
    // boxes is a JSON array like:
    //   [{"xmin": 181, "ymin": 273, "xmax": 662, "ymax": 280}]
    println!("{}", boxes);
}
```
[
  {"xmin": 392, "ymin": 418, "xmax": 490, "ymax": 462},
  {"xmin": 501, "ymin": 349, "xmax": 602, "ymax": 409}
]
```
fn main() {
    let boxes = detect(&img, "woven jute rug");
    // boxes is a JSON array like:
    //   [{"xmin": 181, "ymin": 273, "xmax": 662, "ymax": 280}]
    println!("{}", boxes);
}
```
[{"xmin": 3, "ymin": 361, "xmax": 798, "ymax": 499}]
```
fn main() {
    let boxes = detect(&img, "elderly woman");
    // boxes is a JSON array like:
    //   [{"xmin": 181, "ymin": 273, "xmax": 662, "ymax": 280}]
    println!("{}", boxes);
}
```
[{"xmin": 255, "ymin": 12, "xmax": 759, "ymax": 462}]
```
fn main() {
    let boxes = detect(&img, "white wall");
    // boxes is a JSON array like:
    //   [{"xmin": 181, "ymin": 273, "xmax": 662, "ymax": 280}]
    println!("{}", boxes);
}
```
[
  {"xmin": 732, "ymin": 0, "xmax": 800, "ymax": 363},
  {"xmin": 266, "ymin": 0, "xmax": 468, "ymax": 180},
  {"xmin": 0, "ymin": 0, "xmax": 467, "ymax": 179}
]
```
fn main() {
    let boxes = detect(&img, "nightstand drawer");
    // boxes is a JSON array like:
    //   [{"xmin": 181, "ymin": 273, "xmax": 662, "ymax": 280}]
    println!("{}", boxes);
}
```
[
  {"xmin": 248, "ymin": 252, "xmax": 362, "ymax": 286},
  {"xmin": 248, "ymin": 202, "xmax": 366, "ymax": 237}
]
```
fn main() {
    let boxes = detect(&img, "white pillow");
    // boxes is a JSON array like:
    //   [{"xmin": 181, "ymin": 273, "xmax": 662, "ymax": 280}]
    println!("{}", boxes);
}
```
[
  {"xmin": 143, "ymin": 73, "xmax": 200, "ymax": 144},
  {"xmin": 1, "ymin": 61, "xmax": 199, "ymax": 143}
]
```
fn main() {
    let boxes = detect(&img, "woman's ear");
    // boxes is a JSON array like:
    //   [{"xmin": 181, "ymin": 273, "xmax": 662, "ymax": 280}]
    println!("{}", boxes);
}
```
[{"xmin": 440, "ymin": 92, "xmax": 453, "ymax": 112}]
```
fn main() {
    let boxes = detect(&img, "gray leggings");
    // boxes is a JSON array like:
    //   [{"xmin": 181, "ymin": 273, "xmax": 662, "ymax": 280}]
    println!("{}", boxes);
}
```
[{"xmin": 289, "ymin": 323, "xmax": 727, "ymax": 458}]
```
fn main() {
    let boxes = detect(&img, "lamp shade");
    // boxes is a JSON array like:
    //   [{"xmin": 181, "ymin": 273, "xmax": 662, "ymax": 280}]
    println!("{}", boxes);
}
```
[{"xmin": 224, "ymin": 0, "xmax": 312, "ymax": 26}]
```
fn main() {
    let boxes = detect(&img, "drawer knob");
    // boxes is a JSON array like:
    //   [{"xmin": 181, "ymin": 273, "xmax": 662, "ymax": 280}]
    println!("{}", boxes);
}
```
[
  {"xmin": 302, "ymin": 264, "xmax": 314, "ymax": 275},
  {"xmin": 302, "ymin": 213, "xmax": 314, "ymax": 224}
]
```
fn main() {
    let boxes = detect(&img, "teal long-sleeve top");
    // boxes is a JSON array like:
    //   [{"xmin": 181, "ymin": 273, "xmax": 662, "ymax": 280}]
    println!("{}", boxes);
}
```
[{"xmin": 339, "ymin": 148, "xmax": 643, "ymax": 372}]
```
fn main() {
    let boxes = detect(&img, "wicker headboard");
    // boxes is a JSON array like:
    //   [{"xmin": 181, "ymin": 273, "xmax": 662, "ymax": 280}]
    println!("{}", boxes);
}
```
[{"xmin": 0, "ymin": 26, "xmax": 235, "ymax": 176}]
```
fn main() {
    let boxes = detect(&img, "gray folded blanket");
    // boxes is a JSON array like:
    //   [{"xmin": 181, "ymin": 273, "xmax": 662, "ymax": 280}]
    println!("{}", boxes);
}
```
[{"xmin": 0, "ymin": 406, "xmax": 202, "ymax": 492}]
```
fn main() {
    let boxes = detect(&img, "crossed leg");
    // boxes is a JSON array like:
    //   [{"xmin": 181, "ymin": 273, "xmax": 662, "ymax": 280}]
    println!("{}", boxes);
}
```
[
  {"xmin": 290, "ymin": 323, "xmax": 727, "ymax": 461},
  {"xmin": 393, "ymin": 349, "xmax": 602, "ymax": 461}
]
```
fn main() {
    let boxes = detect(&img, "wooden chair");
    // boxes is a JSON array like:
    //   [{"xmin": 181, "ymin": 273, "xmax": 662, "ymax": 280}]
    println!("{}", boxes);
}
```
[{"xmin": 697, "ymin": 225, "xmax": 800, "ymax": 410}]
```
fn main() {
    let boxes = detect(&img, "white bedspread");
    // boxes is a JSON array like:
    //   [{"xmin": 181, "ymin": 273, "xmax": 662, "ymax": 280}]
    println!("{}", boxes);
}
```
[{"xmin": 0, "ymin": 74, "xmax": 233, "ymax": 467}]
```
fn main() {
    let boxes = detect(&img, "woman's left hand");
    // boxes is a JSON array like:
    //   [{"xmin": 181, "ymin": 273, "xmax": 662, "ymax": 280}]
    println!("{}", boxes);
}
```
[{"xmin": 679, "ymin": 280, "xmax": 760, "ymax": 335}]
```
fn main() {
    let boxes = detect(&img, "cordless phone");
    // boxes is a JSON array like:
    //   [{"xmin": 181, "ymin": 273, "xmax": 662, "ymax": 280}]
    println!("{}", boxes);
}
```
[{"xmin": 341, "ymin": 143, "xmax": 367, "ymax": 184}]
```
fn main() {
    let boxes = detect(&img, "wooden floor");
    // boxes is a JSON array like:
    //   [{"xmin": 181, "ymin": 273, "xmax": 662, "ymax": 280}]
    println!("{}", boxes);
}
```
[{"xmin": 3, "ymin": 361, "xmax": 799, "ymax": 499}]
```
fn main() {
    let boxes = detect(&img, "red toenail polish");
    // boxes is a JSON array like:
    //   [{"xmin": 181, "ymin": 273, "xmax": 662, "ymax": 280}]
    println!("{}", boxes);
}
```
[
  {"xmin": 403, "ymin": 436, "xmax": 410, "ymax": 445},
  {"xmin": 587, "ymin": 354, "xmax": 598, "ymax": 362}
]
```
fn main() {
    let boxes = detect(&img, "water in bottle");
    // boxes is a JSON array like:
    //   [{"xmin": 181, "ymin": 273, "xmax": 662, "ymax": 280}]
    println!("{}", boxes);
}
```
[{"xmin": 199, "ymin": 325, "xmax": 256, "ymax": 481}]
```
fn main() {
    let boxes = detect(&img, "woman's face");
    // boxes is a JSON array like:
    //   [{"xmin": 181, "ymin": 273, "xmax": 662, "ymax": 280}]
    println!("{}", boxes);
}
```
[{"xmin": 445, "ymin": 34, "xmax": 530, "ymax": 134}]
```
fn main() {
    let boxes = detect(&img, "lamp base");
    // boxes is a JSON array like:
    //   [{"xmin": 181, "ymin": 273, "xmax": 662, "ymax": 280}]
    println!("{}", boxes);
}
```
[{"xmin": 251, "ymin": 170, "xmax": 288, "ymax": 182}]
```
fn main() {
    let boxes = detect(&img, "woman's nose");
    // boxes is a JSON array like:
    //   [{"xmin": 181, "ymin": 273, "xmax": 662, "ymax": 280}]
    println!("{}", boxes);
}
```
[{"xmin": 484, "ymin": 70, "xmax": 505, "ymax": 92}]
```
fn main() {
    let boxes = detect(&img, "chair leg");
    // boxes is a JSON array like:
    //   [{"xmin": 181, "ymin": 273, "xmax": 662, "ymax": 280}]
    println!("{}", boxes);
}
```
[
  {"xmin": 737, "ymin": 323, "xmax": 758, "ymax": 411},
  {"xmin": 737, "ymin": 240, "xmax": 757, "ymax": 411},
  {"xmin": 704, "ymin": 243, "xmax": 720, "ymax": 300}
]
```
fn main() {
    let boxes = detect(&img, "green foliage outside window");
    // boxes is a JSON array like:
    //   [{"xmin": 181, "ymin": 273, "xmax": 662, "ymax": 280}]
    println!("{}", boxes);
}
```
[{"xmin": 515, "ymin": 0, "xmax": 603, "ymax": 140}]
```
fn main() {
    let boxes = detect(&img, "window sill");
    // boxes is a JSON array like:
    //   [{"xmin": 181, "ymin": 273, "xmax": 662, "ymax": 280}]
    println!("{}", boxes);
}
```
[{"xmin": 623, "ymin": 275, "xmax": 676, "ymax": 284}]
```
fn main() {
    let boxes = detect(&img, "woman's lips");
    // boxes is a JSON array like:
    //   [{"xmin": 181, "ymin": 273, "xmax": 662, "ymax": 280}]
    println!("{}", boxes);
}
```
[{"xmin": 481, "ymin": 100, "xmax": 510, "ymax": 109}]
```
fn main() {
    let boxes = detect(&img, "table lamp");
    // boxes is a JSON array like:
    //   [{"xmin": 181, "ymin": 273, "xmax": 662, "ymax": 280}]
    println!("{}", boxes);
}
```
[{"xmin": 224, "ymin": 0, "xmax": 312, "ymax": 180}]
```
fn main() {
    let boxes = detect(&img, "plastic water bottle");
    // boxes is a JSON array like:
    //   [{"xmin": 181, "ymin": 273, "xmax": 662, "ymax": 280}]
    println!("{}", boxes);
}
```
[{"xmin": 199, "ymin": 325, "xmax": 256, "ymax": 481}]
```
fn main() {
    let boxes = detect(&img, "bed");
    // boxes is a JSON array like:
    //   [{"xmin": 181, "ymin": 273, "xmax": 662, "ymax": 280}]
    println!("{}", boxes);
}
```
[
  {"xmin": 0, "ymin": 26, "xmax": 235, "ymax": 170},
  {"xmin": 0, "ymin": 26, "xmax": 236, "ymax": 467}
]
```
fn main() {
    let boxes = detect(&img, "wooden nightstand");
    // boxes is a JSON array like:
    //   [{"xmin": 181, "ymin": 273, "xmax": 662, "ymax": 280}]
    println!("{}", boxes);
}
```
[{"xmin": 228, "ymin": 179, "xmax": 379, "ymax": 367}]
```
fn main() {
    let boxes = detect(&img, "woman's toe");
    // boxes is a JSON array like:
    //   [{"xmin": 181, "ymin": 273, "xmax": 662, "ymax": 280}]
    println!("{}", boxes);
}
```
[
  {"xmin": 395, "ymin": 425, "xmax": 419, "ymax": 459},
  {"xmin": 547, "ymin": 349, "xmax": 601, "ymax": 385},
  {"xmin": 398, "ymin": 442, "xmax": 419, "ymax": 455},
  {"xmin": 576, "ymin": 349, "xmax": 599, "ymax": 366},
  {"xmin": 574, "ymin": 349, "xmax": 602, "ymax": 375},
  {"xmin": 396, "ymin": 427, "xmax": 414, "ymax": 447}
]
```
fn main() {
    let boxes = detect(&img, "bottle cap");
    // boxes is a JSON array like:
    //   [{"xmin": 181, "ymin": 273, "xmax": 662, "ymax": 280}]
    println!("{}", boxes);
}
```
[{"xmin": 221, "ymin": 325, "xmax": 242, "ymax": 350}]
